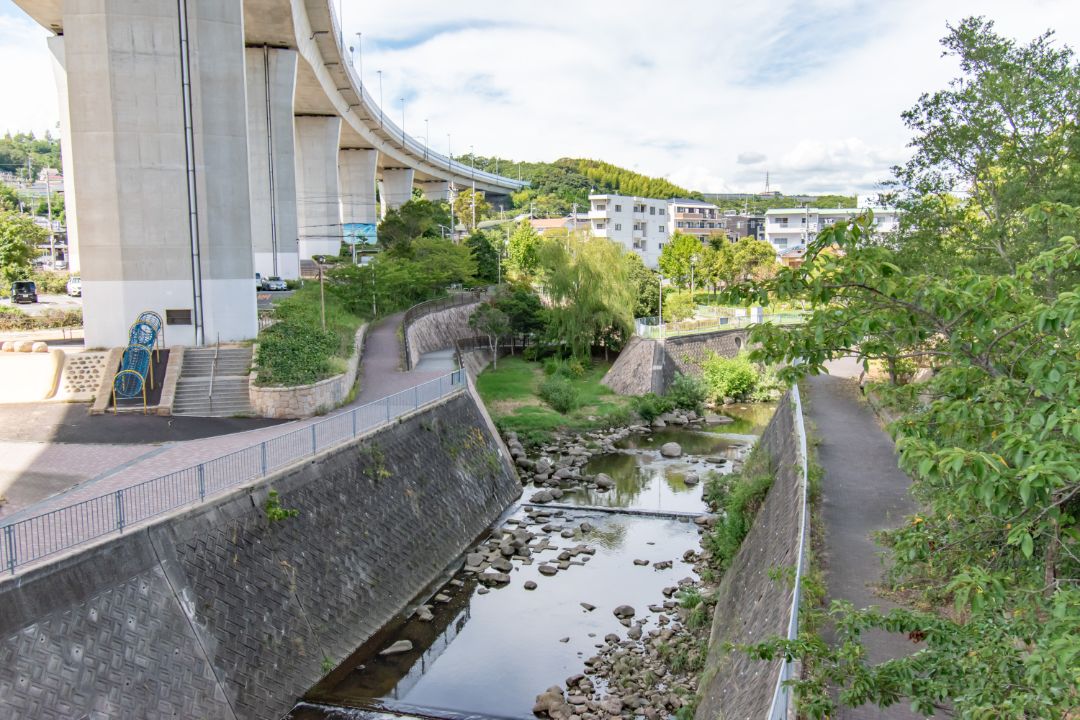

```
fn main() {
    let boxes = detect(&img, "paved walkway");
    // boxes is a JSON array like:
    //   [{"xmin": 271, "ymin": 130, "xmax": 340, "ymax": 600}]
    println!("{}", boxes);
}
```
[
  {"xmin": 1, "ymin": 314, "xmax": 456, "ymax": 528},
  {"xmin": 805, "ymin": 373, "xmax": 921, "ymax": 720}
]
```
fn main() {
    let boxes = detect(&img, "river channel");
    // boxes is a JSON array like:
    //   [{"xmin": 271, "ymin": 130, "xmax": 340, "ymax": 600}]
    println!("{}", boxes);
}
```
[{"xmin": 286, "ymin": 403, "xmax": 775, "ymax": 720}]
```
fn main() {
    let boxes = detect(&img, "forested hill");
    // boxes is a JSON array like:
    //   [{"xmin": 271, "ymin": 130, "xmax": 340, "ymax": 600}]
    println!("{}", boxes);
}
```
[{"xmin": 458, "ymin": 155, "xmax": 700, "ymax": 216}]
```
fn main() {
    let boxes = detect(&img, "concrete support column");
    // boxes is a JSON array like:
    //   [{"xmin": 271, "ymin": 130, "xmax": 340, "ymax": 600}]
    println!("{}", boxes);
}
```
[
  {"xmin": 62, "ymin": 0, "xmax": 256, "ymax": 347},
  {"xmin": 417, "ymin": 181, "xmax": 450, "ymax": 203},
  {"xmin": 46, "ymin": 36, "xmax": 79, "ymax": 275},
  {"xmin": 294, "ymin": 116, "xmax": 342, "ymax": 260},
  {"xmin": 379, "ymin": 168, "xmax": 415, "ymax": 216},
  {"xmin": 245, "ymin": 47, "xmax": 299, "ymax": 280},
  {"xmin": 339, "ymin": 149, "xmax": 379, "ymax": 225}
]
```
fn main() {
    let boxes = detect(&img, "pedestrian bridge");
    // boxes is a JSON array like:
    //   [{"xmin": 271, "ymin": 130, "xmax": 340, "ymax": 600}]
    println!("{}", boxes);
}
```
[{"xmin": 12, "ymin": 0, "xmax": 527, "ymax": 347}]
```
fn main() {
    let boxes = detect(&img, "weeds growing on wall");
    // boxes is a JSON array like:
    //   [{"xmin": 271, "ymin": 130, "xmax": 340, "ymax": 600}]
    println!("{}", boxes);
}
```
[{"xmin": 702, "ymin": 443, "xmax": 774, "ymax": 573}]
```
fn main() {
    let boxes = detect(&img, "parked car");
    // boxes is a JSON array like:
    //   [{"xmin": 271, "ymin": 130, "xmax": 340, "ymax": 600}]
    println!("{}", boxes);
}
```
[
  {"xmin": 67, "ymin": 276, "xmax": 82, "ymax": 297},
  {"xmin": 255, "ymin": 272, "xmax": 265, "ymax": 290},
  {"xmin": 263, "ymin": 276, "xmax": 288, "ymax": 291},
  {"xmin": 55, "ymin": 260, "xmax": 68, "ymax": 271},
  {"xmin": 11, "ymin": 280, "xmax": 38, "ymax": 304}
]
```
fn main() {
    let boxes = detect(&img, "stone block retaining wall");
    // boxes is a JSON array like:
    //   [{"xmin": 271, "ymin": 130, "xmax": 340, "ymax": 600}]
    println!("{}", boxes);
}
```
[
  {"xmin": 250, "ymin": 325, "xmax": 366, "ymax": 418},
  {"xmin": 0, "ymin": 392, "xmax": 521, "ymax": 720},
  {"xmin": 602, "ymin": 329, "xmax": 749, "ymax": 396},
  {"xmin": 695, "ymin": 391, "xmax": 803, "ymax": 720}
]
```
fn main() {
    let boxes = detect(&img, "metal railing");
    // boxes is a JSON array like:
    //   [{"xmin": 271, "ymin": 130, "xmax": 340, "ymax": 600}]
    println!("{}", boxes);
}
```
[
  {"xmin": 767, "ymin": 383, "xmax": 810, "ymax": 719},
  {"xmin": 402, "ymin": 288, "xmax": 493, "ymax": 369},
  {"xmin": 634, "ymin": 311, "xmax": 806, "ymax": 339},
  {"xmin": 0, "ymin": 369, "xmax": 466, "ymax": 575}
]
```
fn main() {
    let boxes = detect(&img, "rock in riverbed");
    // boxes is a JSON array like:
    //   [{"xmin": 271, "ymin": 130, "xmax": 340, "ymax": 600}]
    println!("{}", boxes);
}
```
[
  {"xmin": 613, "ymin": 605, "xmax": 636, "ymax": 619},
  {"xmin": 379, "ymin": 640, "xmax": 413, "ymax": 656},
  {"xmin": 660, "ymin": 442, "xmax": 682, "ymax": 458}
]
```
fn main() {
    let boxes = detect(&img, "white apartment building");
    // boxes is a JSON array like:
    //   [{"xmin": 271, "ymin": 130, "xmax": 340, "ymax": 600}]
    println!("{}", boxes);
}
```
[
  {"xmin": 588, "ymin": 194, "xmax": 669, "ymax": 267},
  {"xmin": 763, "ymin": 207, "xmax": 900, "ymax": 255}
]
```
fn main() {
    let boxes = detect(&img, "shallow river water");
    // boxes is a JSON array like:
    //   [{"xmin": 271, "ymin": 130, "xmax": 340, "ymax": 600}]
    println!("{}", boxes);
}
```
[{"xmin": 286, "ymin": 403, "xmax": 776, "ymax": 720}]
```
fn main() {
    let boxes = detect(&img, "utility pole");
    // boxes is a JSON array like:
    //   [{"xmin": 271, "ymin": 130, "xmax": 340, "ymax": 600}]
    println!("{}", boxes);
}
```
[{"xmin": 45, "ymin": 171, "xmax": 54, "ymax": 266}]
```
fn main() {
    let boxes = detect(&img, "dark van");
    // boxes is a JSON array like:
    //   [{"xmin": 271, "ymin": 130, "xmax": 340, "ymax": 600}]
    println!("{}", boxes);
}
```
[{"xmin": 11, "ymin": 281, "xmax": 37, "ymax": 304}]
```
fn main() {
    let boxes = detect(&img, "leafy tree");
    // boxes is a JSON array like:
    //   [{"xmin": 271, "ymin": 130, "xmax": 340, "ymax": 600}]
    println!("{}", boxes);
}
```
[
  {"xmin": 698, "ymin": 242, "xmax": 734, "ymax": 296},
  {"xmin": 0, "ymin": 211, "xmax": 44, "ymax": 283},
  {"xmin": 662, "ymin": 289, "xmax": 694, "ymax": 322},
  {"xmin": 730, "ymin": 236, "xmax": 777, "ymax": 283},
  {"xmin": 626, "ymin": 252, "xmax": 660, "ymax": 318},
  {"xmin": 377, "ymin": 199, "xmax": 453, "ymax": 256},
  {"xmin": 658, "ymin": 232, "xmax": 703, "ymax": 288},
  {"xmin": 465, "ymin": 230, "xmax": 499, "ymax": 283},
  {"xmin": 890, "ymin": 17, "xmax": 1080, "ymax": 274},
  {"xmin": 493, "ymin": 285, "xmax": 545, "ymax": 352},
  {"xmin": 468, "ymin": 303, "xmax": 510, "ymax": 369},
  {"xmin": 452, "ymin": 189, "xmax": 492, "ymax": 230},
  {"xmin": 732, "ymin": 218, "xmax": 1080, "ymax": 718},
  {"xmin": 507, "ymin": 219, "xmax": 543, "ymax": 281},
  {"xmin": 538, "ymin": 234, "xmax": 634, "ymax": 360},
  {"xmin": 0, "ymin": 184, "xmax": 20, "ymax": 212}
]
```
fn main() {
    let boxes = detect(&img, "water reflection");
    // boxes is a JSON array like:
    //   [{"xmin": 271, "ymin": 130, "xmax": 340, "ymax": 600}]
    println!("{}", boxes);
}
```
[{"xmin": 298, "ymin": 511, "xmax": 699, "ymax": 719}]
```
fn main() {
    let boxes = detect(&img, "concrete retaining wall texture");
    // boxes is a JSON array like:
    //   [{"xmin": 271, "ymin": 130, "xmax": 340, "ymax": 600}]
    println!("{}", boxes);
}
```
[
  {"xmin": 406, "ymin": 301, "xmax": 483, "ymax": 368},
  {"xmin": 0, "ymin": 393, "xmax": 521, "ymax": 720},
  {"xmin": 696, "ymin": 391, "xmax": 801, "ymax": 720},
  {"xmin": 661, "ymin": 329, "xmax": 748, "ymax": 390},
  {"xmin": 602, "ymin": 330, "xmax": 749, "ymax": 396}
]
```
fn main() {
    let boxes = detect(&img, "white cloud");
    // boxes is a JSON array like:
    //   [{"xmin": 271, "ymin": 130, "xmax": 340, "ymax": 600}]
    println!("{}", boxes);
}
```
[
  {"xmin": 0, "ymin": 11, "xmax": 57, "ymax": 140},
  {"xmin": 3, "ymin": 0, "xmax": 1080, "ymax": 194}
]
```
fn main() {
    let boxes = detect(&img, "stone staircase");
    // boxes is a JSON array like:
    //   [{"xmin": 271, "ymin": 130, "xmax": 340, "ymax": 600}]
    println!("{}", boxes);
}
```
[{"xmin": 172, "ymin": 346, "xmax": 254, "ymax": 417}]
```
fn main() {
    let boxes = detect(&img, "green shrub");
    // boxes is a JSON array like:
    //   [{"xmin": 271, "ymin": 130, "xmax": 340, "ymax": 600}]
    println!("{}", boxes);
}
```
[
  {"xmin": 539, "ymin": 375, "xmax": 580, "ymax": 414},
  {"xmin": 254, "ymin": 322, "xmax": 339, "ymax": 386},
  {"xmin": 543, "ymin": 357, "xmax": 561, "ymax": 376},
  {"xmin": 702, "ymin": 352, "xmax": 758, "ymax": 402},
  {"xmin": 565, "ymin": 358, "xmax": 588, "ymax": 378},
  {"xmin": 0, "ymin": 306, "xmax": 81, "ymax": 330},
  {"xmin": 702, "ymin": 451, "xmax": 774, "ymax": 572},
  {"xmin": 632, "ymin": 392, "xmax": 673, "ymax": 423},
  {"xmin": 667, "ymin": 373, "xmax": 706, "ymax": 412}
]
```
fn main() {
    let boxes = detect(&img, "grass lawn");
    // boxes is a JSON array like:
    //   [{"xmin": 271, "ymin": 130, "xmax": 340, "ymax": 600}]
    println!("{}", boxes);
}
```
[{"xmin": 476, "ymin": 356, "xmax": 635, "ymax": 444}]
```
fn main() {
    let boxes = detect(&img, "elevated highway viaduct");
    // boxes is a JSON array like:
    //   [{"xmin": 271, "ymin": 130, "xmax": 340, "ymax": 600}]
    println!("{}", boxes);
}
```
[{"xmin": 12, "ymin": 0, "xmax": 527, "ymax": 347}]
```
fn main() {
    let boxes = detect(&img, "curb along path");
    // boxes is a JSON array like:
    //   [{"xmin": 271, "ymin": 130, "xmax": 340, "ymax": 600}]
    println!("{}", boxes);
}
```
[{"xmin": 804, "ymin": 374, "xmax": 922, "ymax": 720}]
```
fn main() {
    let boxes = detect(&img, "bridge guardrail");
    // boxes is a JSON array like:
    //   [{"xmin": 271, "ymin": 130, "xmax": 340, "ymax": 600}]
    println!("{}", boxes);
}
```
[
  {"xmin": 766, "ymin": 382, "xmax": 810, "ymax": 719},
  {"xmin": 0, "ymin": 369, "xmax": 466, "ymax": 576}
]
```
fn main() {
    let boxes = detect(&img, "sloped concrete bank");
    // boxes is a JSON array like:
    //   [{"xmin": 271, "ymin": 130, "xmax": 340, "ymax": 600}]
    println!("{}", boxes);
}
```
[
  {"xmin": 0, "ymin": 392, "xmax": 520, "ymax": 720},
  {"xmin": 602, "ymin": 328, "xmax": 750, "ymax": 395},
  {"xmin": 696, "ymin": 390, "xmax": 803, "ymax": 719}
]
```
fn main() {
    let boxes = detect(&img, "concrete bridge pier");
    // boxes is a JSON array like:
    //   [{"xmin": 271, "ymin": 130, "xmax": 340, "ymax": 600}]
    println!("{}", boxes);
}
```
[
  {"xmin": 294, "ymin": 115, "xmax": 343, "ymax": 260},
  {"xmin": 417, "ymin": 180, "xmax": 450, "ymax": 203},
  {"xmin": 245, "ymin": 46, "xmax": 300, "ymax": 280},
  {"xmin": 379, "ymin": 168, "xmax": 415, "ymax": 215},
  {"xmin": 339, "ymin": 149, "xmax": 379, "ymax": 241},
  {"xmin": 46, "ymin": 37, "xmax": 78, "ymax": 275},
  {"xmin": 58, "ymin": 0, "xmax": 256, "ymax": 347}
]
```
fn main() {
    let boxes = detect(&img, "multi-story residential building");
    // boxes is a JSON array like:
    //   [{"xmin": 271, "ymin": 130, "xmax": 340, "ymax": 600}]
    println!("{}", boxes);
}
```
[
  {"xmin": 717, "ymin": 213, "xmax": 766, "ymax": 241},
  {"xmin": 588, "ymin": 194, "xmax": 669, "ymax": 267},
  {"xmin": 668, "ymin": 198, "xmax": 726, "ymax": 244},
  {"xmin": 763, "ymin": 206, "xmax": 900, "ymax": 255}
]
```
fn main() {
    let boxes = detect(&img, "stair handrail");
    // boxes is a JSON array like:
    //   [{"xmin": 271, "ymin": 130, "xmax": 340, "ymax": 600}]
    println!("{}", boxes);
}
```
[{"xmin": 208, "ymin": 333, "xmax": 220, "ymax": 403}]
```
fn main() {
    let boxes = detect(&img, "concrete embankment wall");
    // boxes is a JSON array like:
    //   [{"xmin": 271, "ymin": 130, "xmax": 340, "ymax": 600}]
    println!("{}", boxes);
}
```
[
  {"xmin": 0, "ymin": 393, "xmax": 521, "ymax": 720},
  {"xmin": 405, "ymin": 301, "xmax": 483, "ymax": 368},
  {"xmin": 602, "ymin": 329, "xmax": 749, "ymax": 395},
  {"xmin": 696, "ymin": 390, "xmax": 802, "ymax": 719}
]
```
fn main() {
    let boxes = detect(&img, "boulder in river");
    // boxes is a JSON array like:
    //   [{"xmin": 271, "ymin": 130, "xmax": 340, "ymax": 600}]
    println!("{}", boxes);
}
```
[
  {"xmin": 594, "ymin": 473, "xmax": 614, "ymax": 489},
  {"xmin": 683, "ymin": 473, "xmax": 700, "ymax": 486},
  {"xmin": 530, "ymin": 490, "xmax": 554, "ymax": 504},
  {"xmin": 613, "ymin": 605, "xmax": 636, "ymax": 619},
  {"xmin": 379, "ymin": 640, "xmax": 413, "ymax": 656},
  {"xmin": 660, "ymin": 442, "xmax": 682, "ymax": 458}
]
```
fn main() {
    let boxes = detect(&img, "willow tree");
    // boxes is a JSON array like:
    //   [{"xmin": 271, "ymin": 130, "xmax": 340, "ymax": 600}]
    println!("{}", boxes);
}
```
[{"xmin": 539, "ymin": 233, "xmax": 634, "ymax": 360}]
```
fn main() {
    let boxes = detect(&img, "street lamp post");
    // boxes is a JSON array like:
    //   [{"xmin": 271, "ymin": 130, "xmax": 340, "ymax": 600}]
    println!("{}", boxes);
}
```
[{"xmin": 690, "ymin": 254, "xmax": 699, "ymax": 300}]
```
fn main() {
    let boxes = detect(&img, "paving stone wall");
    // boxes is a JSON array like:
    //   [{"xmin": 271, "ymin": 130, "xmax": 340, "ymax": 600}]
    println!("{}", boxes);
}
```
[
  {"xmin": 0, "ymin": 392, "xmax": 521, "ymax": 720},
  {"xmin": 696, "ymin": 391, "xmax": 802, "ymax": 720}
]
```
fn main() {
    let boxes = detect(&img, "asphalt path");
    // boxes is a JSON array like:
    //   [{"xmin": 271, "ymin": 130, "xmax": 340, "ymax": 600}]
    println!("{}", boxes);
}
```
[{"xmin": 805, "ymin": 373, "xmax": 923, "ymax": 719}]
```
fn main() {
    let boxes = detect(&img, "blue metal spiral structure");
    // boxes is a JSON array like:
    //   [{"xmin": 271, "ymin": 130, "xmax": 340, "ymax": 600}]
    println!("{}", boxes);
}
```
[{"xmin": 111, "ymin": 312, "xmax": 163, "ymax": 413}]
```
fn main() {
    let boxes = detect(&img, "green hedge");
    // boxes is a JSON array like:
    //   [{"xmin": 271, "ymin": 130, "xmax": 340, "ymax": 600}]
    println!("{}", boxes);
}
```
[{"xmin": 254, "ymin": 284, "xmax": 364, "ymax": 387}]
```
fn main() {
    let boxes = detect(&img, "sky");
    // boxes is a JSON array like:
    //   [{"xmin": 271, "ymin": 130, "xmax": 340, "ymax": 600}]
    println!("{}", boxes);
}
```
[{"xmin": 2, "ymin": 0, "xmax": 1079, "ymax": 194}]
